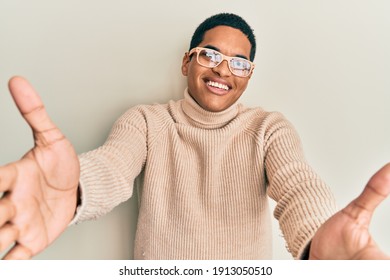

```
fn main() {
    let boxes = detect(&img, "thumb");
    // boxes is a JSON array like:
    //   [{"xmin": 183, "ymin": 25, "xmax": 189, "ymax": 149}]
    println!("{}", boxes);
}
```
[
  {"xmin": 350, "ymin": 163, "xmax": 390, "ymax": 215},
  {"xmin": 8, "ymin": 76, "xmax": 58, "ymax": 134}
]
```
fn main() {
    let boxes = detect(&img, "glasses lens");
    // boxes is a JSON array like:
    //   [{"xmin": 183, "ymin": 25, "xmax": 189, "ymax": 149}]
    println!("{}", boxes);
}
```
[
  {"xmin": 198, "ymin": 49, "xmax": 221, "ymax": 67},
  {"xmin": 230, "ymin": 58, "xmax": 251, "ymax": 77}
]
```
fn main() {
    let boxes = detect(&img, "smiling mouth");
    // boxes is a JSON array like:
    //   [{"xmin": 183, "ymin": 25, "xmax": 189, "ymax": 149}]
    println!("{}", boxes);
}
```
[{"xmin": 206, "ymin": 80, "xmax": 230, "ymax": 91}]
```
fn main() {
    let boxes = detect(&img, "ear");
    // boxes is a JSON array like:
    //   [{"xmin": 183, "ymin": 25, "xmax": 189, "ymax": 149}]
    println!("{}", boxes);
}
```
[{"xmin": 181, "ymin": 52, "xmax": 190, "ymax": 76}]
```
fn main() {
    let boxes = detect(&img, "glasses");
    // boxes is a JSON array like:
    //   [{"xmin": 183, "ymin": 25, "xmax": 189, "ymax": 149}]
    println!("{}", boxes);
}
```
[{"xmin": 188, "ymin": 47, "xmax": 255, "ymax": 77}]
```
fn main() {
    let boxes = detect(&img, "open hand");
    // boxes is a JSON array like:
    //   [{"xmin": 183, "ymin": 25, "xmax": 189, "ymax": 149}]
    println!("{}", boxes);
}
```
[
  {"xmin": 0, "ymin": 77, "xmax": 80, "ymax": 259},
  {"xmin": 310, "ymin": 163, "xmax": 390, "ymax": 259}
]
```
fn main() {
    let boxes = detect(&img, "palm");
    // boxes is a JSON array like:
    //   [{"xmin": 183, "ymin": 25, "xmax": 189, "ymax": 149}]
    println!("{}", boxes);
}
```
[
  {"xmin": 0, "ymin": 77, "xmax": 80, "ymax": 259},
  {"xmin": 310, "ymin": 206, "xmax": 376, "ymax": 259},
  {"xmin": 310, "ymin": 164, "xmax": 390, "ymax": 260}
]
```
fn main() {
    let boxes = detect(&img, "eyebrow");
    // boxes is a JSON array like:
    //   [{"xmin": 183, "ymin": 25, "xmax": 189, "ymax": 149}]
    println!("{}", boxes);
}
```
[{"xmin": 202, "ymin": 44, "xmax": 249, "ymax": 60}]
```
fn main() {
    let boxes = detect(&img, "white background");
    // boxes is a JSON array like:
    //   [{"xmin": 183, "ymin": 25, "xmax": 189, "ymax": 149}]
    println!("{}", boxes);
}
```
[{"xmin": 0, "ymin": 0, "xmax": 389, "ymax": 259}]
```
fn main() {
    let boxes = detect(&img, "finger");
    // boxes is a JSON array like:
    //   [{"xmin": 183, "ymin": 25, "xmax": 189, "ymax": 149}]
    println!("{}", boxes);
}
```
[
  {"xmin": 2, "ymin": 243, "xmax": 33, "ymax": 260},
  {"xmin": 0, "ymin": 224, "xmax": 19, "ymax": 252},
  {"xmin": 0, "ymin": 197, "xmax": 16, "ymax": 226},
  {"xmin": 350, "ymin": 163, "xmax": 390, "ymax": 214},
  {"xmin": 0, "ymin": 163, "xmax": 17, "ymax": 193},
  {"xmin": 8, "ymin": 76, "xmax": 61, "ymax": 137}
]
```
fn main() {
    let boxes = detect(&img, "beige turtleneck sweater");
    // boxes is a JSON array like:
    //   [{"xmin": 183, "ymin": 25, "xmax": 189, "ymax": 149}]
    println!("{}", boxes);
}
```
[{"xmin": 74, "ymin": 89, "xmax": 337, "ymax": 259}]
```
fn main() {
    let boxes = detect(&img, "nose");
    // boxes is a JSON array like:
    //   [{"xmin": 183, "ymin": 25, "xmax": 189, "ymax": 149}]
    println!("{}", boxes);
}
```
[{"xmin": 212, "ymin": 59, "xmax": 231, "ymax": 77}]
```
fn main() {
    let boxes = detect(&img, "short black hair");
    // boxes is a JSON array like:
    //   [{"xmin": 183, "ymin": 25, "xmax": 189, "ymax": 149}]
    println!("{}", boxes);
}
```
[{"xmin": 189, "ymin": 13, "xmax": 256, "ymax": 61}]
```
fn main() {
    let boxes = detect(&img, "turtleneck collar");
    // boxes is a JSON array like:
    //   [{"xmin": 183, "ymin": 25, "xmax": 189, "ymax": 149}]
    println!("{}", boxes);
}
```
[{"xmin": 180, "ymin": 88, "xmax": 241, "ymax": 129}]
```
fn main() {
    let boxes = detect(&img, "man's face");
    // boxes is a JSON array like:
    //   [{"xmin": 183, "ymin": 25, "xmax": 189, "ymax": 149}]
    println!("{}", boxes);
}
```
[{"xmin": 182, "ymin": 25, "xmax": 253, "ymax": 112}]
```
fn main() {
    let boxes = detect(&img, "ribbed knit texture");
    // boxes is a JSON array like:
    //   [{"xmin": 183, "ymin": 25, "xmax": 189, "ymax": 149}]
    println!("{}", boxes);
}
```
[{"xmin": 73, "ymin": 89, "xmax": 337, "ymax": 259}]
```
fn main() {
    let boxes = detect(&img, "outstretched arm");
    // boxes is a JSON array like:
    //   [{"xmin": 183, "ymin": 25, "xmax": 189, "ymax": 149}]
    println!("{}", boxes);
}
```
[
  {"xmin": 0, "ymin": 77, "xmax": 80, "ymax": 259},
  {"xmin": 310, "ymin": 163, "xmax": 390, "ymax": 259}
]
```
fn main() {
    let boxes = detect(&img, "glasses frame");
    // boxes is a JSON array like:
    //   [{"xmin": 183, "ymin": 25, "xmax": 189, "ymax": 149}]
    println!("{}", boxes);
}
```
[{"xmin": 188, "ymin": 47, "xmax": 255, "ymax": 77}]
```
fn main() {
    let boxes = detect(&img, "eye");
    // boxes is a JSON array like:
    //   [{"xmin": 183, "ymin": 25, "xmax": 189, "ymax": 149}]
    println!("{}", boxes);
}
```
[
  {"xmin": 202, "ymin": 50, "xmax": 218, "ymax": 61},
  {"xmin": 231, "ymin": 59, "xmax": 250, "ymax": 70}
]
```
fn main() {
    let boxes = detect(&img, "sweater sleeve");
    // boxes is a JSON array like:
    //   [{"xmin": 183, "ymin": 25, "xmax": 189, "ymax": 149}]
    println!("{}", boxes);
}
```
[
  {"xmin": 263, "ymin": 112, "xmax": 337, "ymax": 259},
  {"xmin": 72, "ymin": 107, "xmax": 148, "ymax": 224}
]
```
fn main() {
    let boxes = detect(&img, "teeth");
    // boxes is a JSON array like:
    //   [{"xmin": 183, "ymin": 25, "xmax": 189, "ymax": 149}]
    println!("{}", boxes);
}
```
[{"xmin": 207, "ymin": 81, "xmax": 229, "ymax": 91}]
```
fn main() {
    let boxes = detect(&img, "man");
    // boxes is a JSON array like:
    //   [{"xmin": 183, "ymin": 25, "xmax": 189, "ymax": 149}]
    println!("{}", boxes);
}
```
[{"xmin": 0, "ymin": 13, "xmax": 389, "ymax": 260}]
